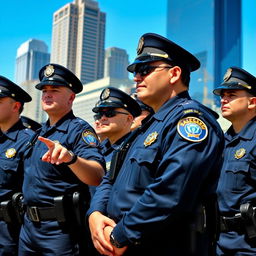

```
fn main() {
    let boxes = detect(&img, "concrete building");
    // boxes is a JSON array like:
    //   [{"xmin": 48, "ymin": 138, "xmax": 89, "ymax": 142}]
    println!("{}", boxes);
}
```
[{"xmin": 51, "ymin": 0, "xmax": 106, "ymax": 84}]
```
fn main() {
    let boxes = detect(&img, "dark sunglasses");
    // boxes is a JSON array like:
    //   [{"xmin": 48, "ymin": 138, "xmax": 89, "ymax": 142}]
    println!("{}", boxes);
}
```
[
  {"xmin": 94, "ymin": 109, "xmax": 129, "ymax": 121},
  {"xmin": 133, "ymin": 64, "xmax": 172, "ymax": 77}
]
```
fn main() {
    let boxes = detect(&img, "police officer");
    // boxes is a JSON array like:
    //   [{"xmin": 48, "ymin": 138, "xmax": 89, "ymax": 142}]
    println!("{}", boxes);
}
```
[
  {"xmin": 21, "ymin": 116, "xmax": 42, "ymax": 131},
  {"xmin": 18, "ymin": 64, "xmax": 105, "ymax": 255},
  {"xmin": 130, "ymin": 93, "xmax": 154, "ymax": 131},
  {"xmin": 0, "ymin": 76, "xmax": 33, "ymax": 255},
  {"xmin": 88, "ymin": 33, "xmax": 224, "ymax": 256},
  {"xmin": 213, "ymin": 67, "xmax": 256, "ymax": 255},
  {"xmin": 93, "ymin": 87, "xmax": 141, "ymax": 172}
]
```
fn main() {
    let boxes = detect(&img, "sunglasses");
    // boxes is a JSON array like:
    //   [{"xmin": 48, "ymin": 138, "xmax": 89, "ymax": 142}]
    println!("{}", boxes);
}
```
[
  {"xmin": 133, "ymin": 64, "xmax": 172, "ymax": 77},
  {"xmin": 94, "ymin": 109, "xmax": 129, "ymax": 121}
]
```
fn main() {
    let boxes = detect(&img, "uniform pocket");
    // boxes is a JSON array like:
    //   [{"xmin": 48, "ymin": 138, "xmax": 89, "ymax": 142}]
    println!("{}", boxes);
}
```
[
  {"xmin": 128, "ymin": 147, "xmax": 158, "ymax": 189},
  {"xmin": 224, "ymin": 161, "xmax": 249, "ymax": 193},
  {"xmin": 0, "ymin": 158, "xmax": 19, "ymax": 186}
]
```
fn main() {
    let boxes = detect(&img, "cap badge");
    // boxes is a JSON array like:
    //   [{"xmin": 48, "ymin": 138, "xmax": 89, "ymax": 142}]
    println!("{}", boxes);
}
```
[
  {"xmin": 137, "ymin": 36, "xmax": 144, "ymax": 54},
  {"xmin": 177, "ymin": 116, "xmax": 208, "ymax": 142},
  {"xmin": 234, "ymin": 148, "xmax": 246, "ymax": 159},
  {"xmin": 82, "ymin": 130, "xmax": 99, "ymax": 147},
  {"xmin": 223, "ymin": 68, "xmax": 232, "ymax": 82},
  {"xmin": 101, "ymin": 88, "xmax": 110, "ymax": 100},
  {"xmin": 5, "ymin": 148, "xmax": 16, "ymax": 158},
  {"xmin": 144, "ymin": 131, "xmax": 158, "ymax": 147},
  {"xmin": 44, "ymin": 65, "xmax": 55, "ymax": 77}
]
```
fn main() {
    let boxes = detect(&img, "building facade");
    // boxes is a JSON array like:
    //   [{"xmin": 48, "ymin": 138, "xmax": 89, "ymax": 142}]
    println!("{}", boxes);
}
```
[
  {"xmin": 104, "ymin": 47, "xmax": 129, "ymax": 79},
  {"xmin": 166, "ymin": 0, "xmax": 242, "ymax": 106},
  {"xmin": 15, "ymin": 39, "xmax": 50, "ymax": 85},
  {"xmin": 51, "ymin": 0, "xmax": 106, "ymax": 84}
]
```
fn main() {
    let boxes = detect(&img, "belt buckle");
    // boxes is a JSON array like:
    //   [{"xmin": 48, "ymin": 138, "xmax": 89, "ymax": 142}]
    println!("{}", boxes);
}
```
[{"xmin": 28, "ymin": 207, "xmax": 40, "ymax": 222}]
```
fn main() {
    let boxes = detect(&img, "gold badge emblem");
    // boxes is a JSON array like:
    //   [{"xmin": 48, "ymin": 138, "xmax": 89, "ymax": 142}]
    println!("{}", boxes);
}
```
[
  {"xmin": 223, "ymin": 68, "xmax": 232, "ymax": 82},
  {"xmin": 234, "ymin": 148, "xmax": 246, "ymax": 159},
  {"xmin": 44, "ymin": 65, "xmax": 55, "ymax": 77},
  {"xmin": 5, "ymin": 148, "xmax": 16, "ymax": 158},
  {"xmin": 137, "ymin": 36, "xmax": 144, "ymax": 54},
  {"xmin": 101, "ymin": 88, "xmax": 110, "ymax": 100},
  {"xmin": 144, "ymin": 132, "xmax": 158, "ymax": 147}
]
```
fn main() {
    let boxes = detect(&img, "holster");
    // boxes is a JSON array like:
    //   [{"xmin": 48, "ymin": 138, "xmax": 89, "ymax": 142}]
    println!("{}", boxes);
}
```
[
  {"xmin": 0, "ymin": 192, "xmax": 24, "ymax": 224},
  {"xmin": 240, "ymin": 202, "xmax": 256, "ymax": 240},
  {"xmin": 189, "ymin": 196, "xmax": 219, "ymax": 256}
]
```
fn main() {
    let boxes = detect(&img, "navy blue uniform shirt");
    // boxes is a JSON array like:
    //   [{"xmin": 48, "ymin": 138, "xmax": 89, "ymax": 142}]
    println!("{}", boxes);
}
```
[
  {"xmin": 0, "ymin": 119, "xmax": 34, "ymax": 201},
  {"xmin": 23, "ymin": 111, "xmax": 105, "ymax": 206},
  {"xmin": 217, "ymin": 117, "xmax": 256, "ymax": 254},
  {"xmin": 88, "ymin": 91, "xmax": 224, "ymax": 255}
]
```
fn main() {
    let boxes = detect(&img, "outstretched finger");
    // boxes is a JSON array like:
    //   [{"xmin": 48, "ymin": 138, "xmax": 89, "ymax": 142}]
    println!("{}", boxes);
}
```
[{"xmin": 38, "ymin": 136, "xmax": 55, "ymax": 150}]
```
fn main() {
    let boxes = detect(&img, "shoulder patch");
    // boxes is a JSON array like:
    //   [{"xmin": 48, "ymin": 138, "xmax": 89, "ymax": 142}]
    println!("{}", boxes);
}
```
[
  {"xmin": 183, "ymin": 109, "xmax": 202, "ymax": 115},
  {"xmin": 177, "ymin": 117, "xmax": 208, "ymax": 142},
  {"xmin": 82, "ymin": 130, "xmax": 99, "ymax": 147}
]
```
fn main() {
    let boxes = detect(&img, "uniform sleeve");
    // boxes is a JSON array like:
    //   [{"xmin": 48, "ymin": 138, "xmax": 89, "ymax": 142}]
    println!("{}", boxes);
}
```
[
  {"xmin": 87, "ymin": 171, "xmax": 113, "ymax": 215},
  {"xmin": 66, "ymin": 120, "xmax": 105, "ymax": 168},
  {"xmin": 112, "ymin": 113, "xmax": 224, "ymax": 246}
]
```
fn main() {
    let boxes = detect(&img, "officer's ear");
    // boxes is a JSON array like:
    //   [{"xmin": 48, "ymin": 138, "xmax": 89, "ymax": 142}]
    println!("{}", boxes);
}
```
[
  {"xmin": 248, "ymin": 96, "xmax": 256, "ymax": 110},
  {"xmin": 169, "ymin": 66, "xmax": 181, "ymax": 84},
  {"xmin": 13, "ymin": 101, "xmax": 22, "ymax": 113}
]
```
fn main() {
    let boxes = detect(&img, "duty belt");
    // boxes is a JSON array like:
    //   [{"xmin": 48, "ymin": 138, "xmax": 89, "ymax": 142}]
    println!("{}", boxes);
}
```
[
  {"xmin": 26, "ymin": 206, "xmax": 57, "ymax": 222},
  {"xmin": 220, "ymin": 215, "xmax": 244, "ymax": 233}
]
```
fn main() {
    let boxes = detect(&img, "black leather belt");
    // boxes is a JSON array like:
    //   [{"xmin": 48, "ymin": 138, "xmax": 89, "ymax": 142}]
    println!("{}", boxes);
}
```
[
  {"xmin": 26, "ymin": 206, "xmax": 57, "ymax": 222},
  {"xmin": 220, "ymin": 215, "xmax": 244, "ymax": 233}
]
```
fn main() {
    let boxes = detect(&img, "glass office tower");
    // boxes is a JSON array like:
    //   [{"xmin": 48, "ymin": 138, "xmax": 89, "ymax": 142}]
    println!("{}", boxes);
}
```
[{"xmin": 167, "ymin": 0, "xmax": 242, "ymax": 106}]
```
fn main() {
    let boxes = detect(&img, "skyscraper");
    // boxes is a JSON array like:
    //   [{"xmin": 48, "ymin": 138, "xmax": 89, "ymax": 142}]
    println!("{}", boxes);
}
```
[
  {"xmin": 51, "ymin": 0, "xmax": 106, "ymax": 84},
  {"xmin": 104, "ymin": 47, "xmax": 129, "ymax": 79},
  {"xmin": 166, "ymin": 0, "xmax": 242, "ymax": 106},
  {"xmin": 15, "ymin": 39, "xmax": 50, "ymax": 85}
]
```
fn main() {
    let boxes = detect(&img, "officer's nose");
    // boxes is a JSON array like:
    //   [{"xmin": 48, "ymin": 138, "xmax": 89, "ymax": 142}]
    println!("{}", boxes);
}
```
[{"xmin": 133, "ymin": 73, "xmax": 143, "ymax": 82}]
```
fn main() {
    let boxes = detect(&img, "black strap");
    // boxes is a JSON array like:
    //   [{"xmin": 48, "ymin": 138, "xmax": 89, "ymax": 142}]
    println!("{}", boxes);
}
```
[
  {"xmin": 26, "ymin": 206, "xmax": 57, "ymax": 222},
  {"xmin": 108, "ymin": 115, "xmax": 155, "ymax": 184},
  {"xmin": 220, "ymin": 215, "xmax": 244, "ymax": 232}
]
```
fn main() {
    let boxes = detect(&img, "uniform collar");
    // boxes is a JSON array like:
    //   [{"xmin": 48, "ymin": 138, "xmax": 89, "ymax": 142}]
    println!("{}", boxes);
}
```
[
  {"xmin": 43, "ymin": 110, "xmax": 75, "ymax": 133},
  {"xmin": 1, "ymin": 119, "xmax": 25, "ymax": 141},
  {"xmin": 226, "ymin": 116, "xmax": 256, "ymax": 141},
  {"xmin": 153, "ymin": 90, "xmax": 191, "ymax": 121},
  {"xmin": 102, "ymin": 132, "xmax": 131, "ymax": 155}
]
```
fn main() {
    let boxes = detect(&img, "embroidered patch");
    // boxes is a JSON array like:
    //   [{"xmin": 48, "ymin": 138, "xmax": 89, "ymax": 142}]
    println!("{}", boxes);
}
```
[
  {"xmin": 177, "ymin": 117, "xmax": 208, "ymax": 142},
  {"xmin": 234, "ymin": 148, "xmax": 246, "ymax": 159},
  {"xmin": 183, "ymin": 109, "xmax": 202, "ymax": 115},
  {"xmin": 82, "ymin": 130, "xmax": 99, "ymax": 147},
  {"xmin": 5, "ymin": 148, "xmax": 16, "ymax": 158},
  {"xmin": 144, "ymin": 131, "xmax": 158, "ymax": 147}
]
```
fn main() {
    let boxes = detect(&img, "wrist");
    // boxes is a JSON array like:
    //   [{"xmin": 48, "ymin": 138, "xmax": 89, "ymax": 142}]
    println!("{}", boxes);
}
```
[
  {"xmin": 110, "ymin": 231, "xmax": 124, "ymax": 248},
  {"xmin": 65, "ymin": 151, "xmax": 78, "ymax": 165}
]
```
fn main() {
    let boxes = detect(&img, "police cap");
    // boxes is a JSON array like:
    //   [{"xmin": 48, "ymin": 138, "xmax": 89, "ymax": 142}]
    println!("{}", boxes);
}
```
[
  {"xmin": 21, "ymin": 116, "xmax": 42, "ymax": 131},
  {"xmin": 213, "ymin": 67, "xmax": 256, "ymax": 96},
  {"xmin": 92, "ymin": 87, "xmax": 141, "ymax": 117},
  {"xmin": 127, "ymin": 33, "xmax": 200, "ymax": 73},
  {"xmin": 36, "ymin": 63, "xmax": 83, "ymax": 94},
  {"xmin": 0, "ymin": 76, "xmax": 32, "ymax": 103}
]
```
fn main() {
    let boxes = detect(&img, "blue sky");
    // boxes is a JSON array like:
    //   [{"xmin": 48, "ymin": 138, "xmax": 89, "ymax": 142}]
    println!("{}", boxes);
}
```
[
  {"xmin": 0, "ymin": 0, "xmax": 255, "ymax": 81},
  {"xmin": 0, "ymin": 0, "xmax": 167, "ymax": 81}
]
